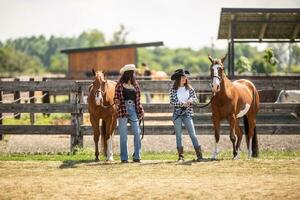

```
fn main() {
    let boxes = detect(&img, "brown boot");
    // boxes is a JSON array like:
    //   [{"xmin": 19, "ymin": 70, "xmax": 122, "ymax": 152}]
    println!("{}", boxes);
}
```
[
  {"xmin": 177, "ymin": 147, "xmax": 184, "ymax": 162},
  {"xmin": 194, "ymin": 146, "xmax": 203, "ymax": 162}
]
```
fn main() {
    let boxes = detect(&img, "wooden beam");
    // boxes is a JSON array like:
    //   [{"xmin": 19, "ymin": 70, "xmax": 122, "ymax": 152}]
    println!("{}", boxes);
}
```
[
  {"xmin": 75, "ymin": 102, "xmax": 300, "ymax": 114},
  {"xmin": 0, "ymin": 125, "xmax": 74, "ymax": 134},
  {"xmin": 81, "ymin": 124, "xmax": 300, "ymax": 135},
  {"xmin": 0, "ymin": 80, "xmax": 79, "ymax": 92},
  {"xmin": 292, "ymin": 24, "xmax": 300, "ymax": 40},
  {"xmin": 1, "ymin": 123, "xmax": 299, "ymax": 135},
  {"xmin": 144, "ymin": 113, "xmax": 300, "ymax": 124},
  {"xmin": 259, "ymin": 14, "xmax": 270, "ymax": 40},
  {"xmin": 0, "ymin": 104, "xmax": 77, "ymax": 113}
]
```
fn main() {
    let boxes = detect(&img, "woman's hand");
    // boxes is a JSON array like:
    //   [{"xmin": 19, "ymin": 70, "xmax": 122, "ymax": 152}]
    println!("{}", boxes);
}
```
[
  {"xmin": 183, "ymin": 102, "xmax": 189, "ymax": 107},
  {"xmin": 187, "ymin": 99, "xmax": 193, "ymax": 105}
]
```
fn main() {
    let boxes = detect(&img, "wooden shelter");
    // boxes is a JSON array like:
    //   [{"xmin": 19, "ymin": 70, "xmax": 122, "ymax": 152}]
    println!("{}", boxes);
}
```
[
  {"xmin": 61, "ymin": 41, "xmax": 163, "ymax": 79},
  {"xmin": 218, "ymin": 8, "xmax": 300, "ymax": 77}
]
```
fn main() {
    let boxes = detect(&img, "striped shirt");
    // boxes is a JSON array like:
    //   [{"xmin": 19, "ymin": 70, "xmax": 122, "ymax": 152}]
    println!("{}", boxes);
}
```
[{"xmin": 170, "ymin": 86, "xmax": 198, "ymax": 116}]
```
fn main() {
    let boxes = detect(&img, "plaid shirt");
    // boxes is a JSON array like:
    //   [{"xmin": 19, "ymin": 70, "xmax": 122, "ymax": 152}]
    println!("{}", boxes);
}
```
[
  {"xmin": 114, "ymin": 82, "xmax": 144, "ymax": 119},
  {"xmin": 170, "ymin": 86, "xmax": 198, "ymax": 116}
]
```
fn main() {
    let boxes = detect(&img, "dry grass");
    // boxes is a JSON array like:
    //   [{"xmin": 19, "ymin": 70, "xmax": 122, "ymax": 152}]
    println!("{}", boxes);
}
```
[{"xmin": 0, "ymin": 158, "xmax": 299, "ymax": 200}]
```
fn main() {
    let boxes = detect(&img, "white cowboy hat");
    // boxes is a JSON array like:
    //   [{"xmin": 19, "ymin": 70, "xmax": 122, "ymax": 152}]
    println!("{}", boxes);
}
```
[{"xmin": 120, "ymin": 64, "xmax": 136, "ymax": 74}]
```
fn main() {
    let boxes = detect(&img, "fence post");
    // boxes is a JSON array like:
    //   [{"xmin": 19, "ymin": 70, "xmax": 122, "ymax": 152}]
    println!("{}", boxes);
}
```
[
  {"xmin": 14, "ymin": 78, "xmax": 21, "ymax": 119},
  {"xmin": 29, "ymin": 78, "xmax": 35, "ymax": 125},
  {"xmin": 42, "ymin": 77, "xmax": 50, "ymax": 117},
  {"xmin": 0, "ymin": 90, "xmax": 2, "ymax": 140},
  {"xmin": 70, "ymin": 82, "xmax": 83, "ymax": 152}
]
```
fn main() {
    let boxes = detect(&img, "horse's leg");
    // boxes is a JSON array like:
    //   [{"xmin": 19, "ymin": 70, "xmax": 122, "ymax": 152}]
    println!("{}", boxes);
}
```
[
  {"xmin": 228, "ymin": 115, "xmax": 238, "ymax": 159},
  {"xmin": 90, "ymin": 114, "xmax": 100, "ymax": 161},
  {"xmin": 101, "ymin": 119, "xmax": 108, "ymax": 158},
  {"xmin": 211, "ymin": 115, "xmax": 220, "ymax": 160},
  {"xmin": 234, "ymin": 120, "xmax": 243, "ymax": 160},
  {"xmin": 247, "ymin": 116, "xmax": 257, "ymax": 159},
  {"xmin": 105, "ymin": 117, "xmax": 115, "ymax": 161}
]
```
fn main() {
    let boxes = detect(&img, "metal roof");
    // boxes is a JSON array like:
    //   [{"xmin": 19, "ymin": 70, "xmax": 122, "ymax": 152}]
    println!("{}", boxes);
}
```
[
  {"xmin": 218, "ymin": 8, "xmax": 300, "ymax": 40},
  {"xmin": 61, "ymin": 41, "xmax": 164, "ymax": 54}
]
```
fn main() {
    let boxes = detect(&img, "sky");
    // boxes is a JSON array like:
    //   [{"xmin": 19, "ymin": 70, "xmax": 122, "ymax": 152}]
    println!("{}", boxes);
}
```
[{"xmin": 0, "ymin": 0, "xmax": 299, "ymax": 50}]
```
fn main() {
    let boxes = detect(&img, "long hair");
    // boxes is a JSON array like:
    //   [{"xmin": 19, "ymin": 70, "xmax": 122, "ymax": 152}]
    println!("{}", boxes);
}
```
[
  {"xmin": 173, "ymin": 76, "xmax": 192, "ymax": 90},
  {"xmin": 119, "ymin": 70, "xmax": 137, "ymax": 85}
]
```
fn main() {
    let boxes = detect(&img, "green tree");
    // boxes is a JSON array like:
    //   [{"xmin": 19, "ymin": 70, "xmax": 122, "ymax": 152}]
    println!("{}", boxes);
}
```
[
  {"xmin": 263, "ymin": 48, "xmax": 278, "ymax": 74},
  {"xmin": 0, "ymin": 47, "xmax": 44, "ymax": 76},
  {"xmin": 236, "ymin": 56, "xmax": 251, "ymax": 74}
]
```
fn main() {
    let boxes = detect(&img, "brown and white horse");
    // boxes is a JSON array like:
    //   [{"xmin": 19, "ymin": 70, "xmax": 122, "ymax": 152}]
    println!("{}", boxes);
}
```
[
  {"xmin": 209, "ymin": 55, "xmax": 260, "ymax": 159},
  {"xmin": 88, "ymin": 70, "xmax": 117, "ymax": 161}
]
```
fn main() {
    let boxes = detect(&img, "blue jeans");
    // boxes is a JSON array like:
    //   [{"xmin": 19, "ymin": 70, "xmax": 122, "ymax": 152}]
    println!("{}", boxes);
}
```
[
  {"xmin": 118, "ymin": 101, "xmax": 141, "ymax": 161},
  {"xmin": 173, "ymin": 111, "xmax": 200, "ymax": 149}
]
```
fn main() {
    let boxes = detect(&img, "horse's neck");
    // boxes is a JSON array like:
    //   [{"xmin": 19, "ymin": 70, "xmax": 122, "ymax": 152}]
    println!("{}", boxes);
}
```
[{"xmin": 216, "ymin": 74, "xmax": 232, "ymax": 101}]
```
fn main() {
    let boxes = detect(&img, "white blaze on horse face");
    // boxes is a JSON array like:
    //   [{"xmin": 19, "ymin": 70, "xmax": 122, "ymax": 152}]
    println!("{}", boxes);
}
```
[
  {"xmin": 212, "ymin": 64, "xmax": 221, "ymax": 92},
  {"xmin": 95, "ymin": 90, "xmax": 102, "ymax": 106}
]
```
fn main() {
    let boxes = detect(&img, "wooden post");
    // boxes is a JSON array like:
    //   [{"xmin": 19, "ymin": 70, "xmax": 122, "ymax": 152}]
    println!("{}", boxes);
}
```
[
  {"xmin": 14, "ymin": 78, "xmax": 21, "ymax": 119},
  {"xmin": 0, "ymin": 90, "xmax": 2, "ymax": 140},
  {"xmin": 29, "ymin": 78, "xmax": 35, "ymax": 125},
  {"xmin": 70, "ymin": 82, "xmax": 83, "ymax": 152},
  {"xmin": 42, "ymin": 77, "xmax": 50, "ymax": 117}
]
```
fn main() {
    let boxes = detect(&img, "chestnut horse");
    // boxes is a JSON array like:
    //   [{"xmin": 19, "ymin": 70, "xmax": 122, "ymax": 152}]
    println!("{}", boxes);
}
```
[
  {"xmin": 209, "ymin": 55, "xmax": 260, "ymax": 159},
  {"xmin": 88, "ymin": 70, "xmax": 117, "ymax": 161}
]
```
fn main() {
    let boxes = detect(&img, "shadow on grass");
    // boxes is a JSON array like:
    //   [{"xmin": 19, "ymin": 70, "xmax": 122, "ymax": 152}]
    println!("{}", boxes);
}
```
[
  {"xmin": 59, "ymin": 159, "xmax": 126, "ymax": 169},
  {"xmin": 59, "ymin": 158, "xmax": 223, "ymax": 169},
  {"xmin": 178, "ymin": 158, "xmax": 222, "ymax": 166}
]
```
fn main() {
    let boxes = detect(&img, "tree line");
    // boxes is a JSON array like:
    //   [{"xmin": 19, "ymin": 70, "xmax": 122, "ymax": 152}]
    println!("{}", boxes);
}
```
[{"xmin": 0, "ymin": 25, "xmax": 299, "ymax": 77}]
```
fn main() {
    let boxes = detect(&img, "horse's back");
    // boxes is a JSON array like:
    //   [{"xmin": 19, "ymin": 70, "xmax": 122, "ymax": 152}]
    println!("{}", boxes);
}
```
[{"xmin": 233, "ymin": 79, "xmax": 259, "ymax": 113}]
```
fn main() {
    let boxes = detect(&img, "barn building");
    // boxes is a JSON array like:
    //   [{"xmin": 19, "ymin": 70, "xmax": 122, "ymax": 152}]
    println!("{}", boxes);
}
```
[{"xmin": 61, "ymin": 41, "xmax": 163, "ymax": 79}]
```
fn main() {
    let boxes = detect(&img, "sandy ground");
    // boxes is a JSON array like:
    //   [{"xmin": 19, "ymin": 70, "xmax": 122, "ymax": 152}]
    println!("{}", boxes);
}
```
[
  {"xmin": 0, "ymin": 159, "xmax": 299, "ymax": 200},
  {"xmin": 0, "ymin": 134, "xmax": 300, "ymax": 154}
]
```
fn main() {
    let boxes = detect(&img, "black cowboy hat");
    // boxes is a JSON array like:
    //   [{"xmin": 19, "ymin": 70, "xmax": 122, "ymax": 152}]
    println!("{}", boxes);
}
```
[{"xmin": 171, "ymin": 69, "xmax": 190, "ymax": 80}]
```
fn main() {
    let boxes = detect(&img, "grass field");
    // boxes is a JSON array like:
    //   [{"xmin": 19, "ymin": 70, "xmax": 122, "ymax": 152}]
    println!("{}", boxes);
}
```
[{"xmin": 0, "ymin": 150, "xmax": 299, "ymax": 200}]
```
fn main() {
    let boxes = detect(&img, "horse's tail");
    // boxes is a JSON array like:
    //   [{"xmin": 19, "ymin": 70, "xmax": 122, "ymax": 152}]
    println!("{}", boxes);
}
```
[
  {"xmin": 252, "ymin": 126, "xmax": 259, "ymax": 157},
  {"xmin": 101, "ymin": 120, "xmax": 107, "ymax": 157},
  {"xmin": 251, "ymin": 88, "xmax": 259, "ymax": 157},
  {"xmin": 243, "ymin": 115, "xmax": 249, "ymax": 145},
  {"xmin": 243, "ymin": 115, "xmax": 259, "ymax": 157},
  {"xmin": 243, "ymin": 88, "xmax": 259, "ymax": 158}
]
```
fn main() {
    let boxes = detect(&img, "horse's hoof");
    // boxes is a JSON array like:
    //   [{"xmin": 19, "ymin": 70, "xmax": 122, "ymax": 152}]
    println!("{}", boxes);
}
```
[
  {"xmin": 95, "ymin": 158, "xmax": 100, "ymax": 162},
  {"xmin": 233, "ymin": 156, "xmax": 239, "ymax": 160},
  {"xmin": 106, "ymin": 156, "xmax": 114, "ymax": 162}
]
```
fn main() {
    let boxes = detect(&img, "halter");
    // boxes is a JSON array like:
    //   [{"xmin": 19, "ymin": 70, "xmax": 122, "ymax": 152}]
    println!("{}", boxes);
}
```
[
  {"xmin": 94, "ymin": 81, "xmax": 115, "ymax": 108},
  {"xmin": 210, "ymin": 63, "xmax": 224, "ymax": 95}
]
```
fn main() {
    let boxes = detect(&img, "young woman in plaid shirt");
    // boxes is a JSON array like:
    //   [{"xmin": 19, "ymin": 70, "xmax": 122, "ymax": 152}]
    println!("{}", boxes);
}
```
[
  {"xmin": 170, "ymin": 69, "xmax": 203, "ymax": 162},
  {"xmin": 114, "ymin": 64, "xmax": 144, "ymax": 163}
]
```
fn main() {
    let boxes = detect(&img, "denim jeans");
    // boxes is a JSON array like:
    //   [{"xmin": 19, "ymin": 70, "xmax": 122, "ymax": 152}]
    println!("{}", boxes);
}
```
[
  {"xmin": 173, "ymin": 111, "xmax": 200, "ymax": 149},
  {"xmin": 118, "ymin": 101, "xmax": 141, "ymax": 161}
]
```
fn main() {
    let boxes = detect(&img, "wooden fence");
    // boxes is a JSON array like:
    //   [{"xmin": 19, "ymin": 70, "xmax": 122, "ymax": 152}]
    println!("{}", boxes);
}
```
[{"xmin": 0, "ymin": 78, "xmax": 299, "ymax": 151}]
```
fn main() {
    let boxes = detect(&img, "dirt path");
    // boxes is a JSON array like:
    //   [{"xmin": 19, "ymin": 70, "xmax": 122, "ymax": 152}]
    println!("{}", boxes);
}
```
[
  {"xmin": 0, "ymin": 159, "xmax": 299, "ymax": 199},
  {"xmin": 1, "ymin": 135, "xmax": 300, "ymax": 153}
]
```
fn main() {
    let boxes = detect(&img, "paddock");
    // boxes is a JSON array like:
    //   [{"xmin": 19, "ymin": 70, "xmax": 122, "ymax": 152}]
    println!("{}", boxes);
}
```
[{"xmin": 0, "ymin": 151, "xmax": 300, "ymax": 200}]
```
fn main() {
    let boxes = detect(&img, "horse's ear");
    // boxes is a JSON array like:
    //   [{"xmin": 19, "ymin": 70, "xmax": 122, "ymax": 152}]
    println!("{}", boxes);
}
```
[
  {"xmin": 92, "ymin": 69, "xmax": 96, "ymax": 76},
  {"xmin": 102, "ymin": 71, "xmax": 107, "ymax": 82},
  {"xmin": 221, "ymin": 54, "xmax": 227, "ymax": 63},
  {"xmin": 208, "ymin": 55, "xmax": 214, "ymax": 63}
]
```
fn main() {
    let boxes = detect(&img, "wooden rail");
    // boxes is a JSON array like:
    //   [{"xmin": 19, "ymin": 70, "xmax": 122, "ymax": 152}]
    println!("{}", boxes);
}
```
[
  {"xmin": 0, "ymin": 78, "xmax": 299, "ymax": 152},
  {"xmin": 0, "ymin": 103, "xmax": 299, "ymax": 114},
  {"xmin": 1, "ymin": 124, "xmax": 299, "ymax": 135},
  {"xmin": 0, "ymin": 79, "xmax": 299, "ymax": 92}
]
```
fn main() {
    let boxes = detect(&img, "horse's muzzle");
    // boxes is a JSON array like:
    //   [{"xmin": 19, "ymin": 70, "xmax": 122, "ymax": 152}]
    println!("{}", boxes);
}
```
[{"xmin": 211, "ymin": 84, "xmax": 220, "ymax": 93}]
